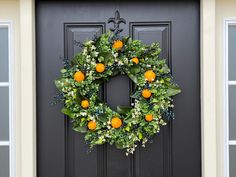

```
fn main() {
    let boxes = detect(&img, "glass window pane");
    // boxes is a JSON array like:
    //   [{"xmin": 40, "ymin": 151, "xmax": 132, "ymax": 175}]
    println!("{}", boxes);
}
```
[
  {"xmin": 0, "ymin": 87, "xmax": 9, "ymax": 141},
  {"xmin": 0, "ymin": 146, "xmax": 9, "ymax": 177},
  {"xmin": 230, "ymin": 145, "xmax": 236, "ymax": 177},
  {"xmin": 229, "ymin": 85, "xmax": 236, "ymax": 140},
  {"xmin": 0, "ymin": 27, "xmax": 9, "ymax": 82}
]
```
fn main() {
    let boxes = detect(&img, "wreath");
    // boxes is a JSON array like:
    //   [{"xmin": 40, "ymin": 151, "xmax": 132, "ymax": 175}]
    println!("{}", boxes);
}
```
[{"xmin": 55, "ymin": 31, "xmax": 181, "ymax": 155}]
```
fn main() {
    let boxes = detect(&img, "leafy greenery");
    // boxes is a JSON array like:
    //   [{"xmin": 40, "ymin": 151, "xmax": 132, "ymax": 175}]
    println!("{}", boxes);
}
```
[{"xmin": 55, "ymin": 31, "xmax": 181, "ymax": 155}]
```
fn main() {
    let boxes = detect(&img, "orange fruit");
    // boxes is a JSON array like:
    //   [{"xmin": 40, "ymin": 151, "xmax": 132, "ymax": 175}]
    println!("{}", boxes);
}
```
[
  {"xmin": 112, "ymin": 40, "xmax": 123, "ymax": 50},
  {"xmin": 111, "ymin": 117, "xmax": 122, "ymax": 128},
  {"xmin": 74, "ymin": 71, "xmax": 85, "ymax": 82},
  {"xmin": 132, "ymin": 57, "xmax": 139, "ymax": 64},
  {"xmin": 144, "ymin": 70, "xmax": 156, "ymax": 82},
  {"xmin": 88, "ymin": 121, "xmax": 96, "ymax": 130},
  {"xmin": 145, "ymin": 114, "xmax": 153, "ymax": 122},
  {"xmin": 142, "ymin": 89, "xmax": 152, "ymax": 99},
  {"xmin": 96, "ymin": 63, "xmax": 105, "ymax": 73},
  {"xmin": 81, "ymin": 100, "xmax": 89, "ymax": 109}
]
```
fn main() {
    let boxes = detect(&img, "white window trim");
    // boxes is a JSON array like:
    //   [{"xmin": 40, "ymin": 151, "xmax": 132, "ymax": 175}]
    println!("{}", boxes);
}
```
[
  {"xmin": 0, "ymin": 21, "xmax": 15, "ymax": 177},
  {"xmin": 224, "ymin": 18, "xmax": 236, "ymax": 177}
]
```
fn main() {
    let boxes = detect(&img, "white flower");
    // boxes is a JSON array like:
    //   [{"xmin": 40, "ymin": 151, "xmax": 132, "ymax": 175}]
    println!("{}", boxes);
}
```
[
  {"xmin": 118, "ymin": 61, "xmax": 123, "ymax": 65},
  {"xmin": 85, "ymin": 40, "xmax": 93, "ymax": 45},
  {"xmin": 113, "ymin": 52, "xmax": 118, "ymax": 58},
  {"xmin": 80, "ymin": 112, "xmax": 87, "ymax": 116},
  {"xmin": 91, "ymin": 45, "xmax": 96, "ymax": 50},
  {"xmin": 94, "ymin": 52, "xmax": 99, "ymax": 57}
]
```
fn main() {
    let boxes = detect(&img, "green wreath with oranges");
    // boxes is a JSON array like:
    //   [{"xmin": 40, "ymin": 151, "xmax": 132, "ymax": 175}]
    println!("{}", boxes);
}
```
[{"xmin": 55, "ymin": 31, "xmax": 181, "ymax": 155}]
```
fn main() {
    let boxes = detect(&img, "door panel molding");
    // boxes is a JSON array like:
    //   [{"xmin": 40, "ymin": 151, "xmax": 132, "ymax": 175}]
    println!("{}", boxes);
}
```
[
  {"xmin": 130, "ymin": 22, "xmax": 171, "ymax": 64},
  {"xmin": 130, "ymin": 21, "xmax": 172, "ymax": 177},
  {"xmin": 64, "ymin": 23, "xmax": 106, "ymax": 177}
]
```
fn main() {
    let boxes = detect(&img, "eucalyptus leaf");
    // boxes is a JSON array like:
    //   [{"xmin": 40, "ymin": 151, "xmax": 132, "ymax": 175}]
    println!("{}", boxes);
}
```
[
  {"xmin": 128, "ymin": 74, "xmax": 138, "ymax": 84},
  {"xmin": 130, "ymin": 65, "xmax": 141, "ymax": 74},
  {"xmin": 115, "ymin": 141, "xmax": 125, "ymax": 149},
  {"xmin": 111, "ymin": 69, "xmax": 120, "ymax": 77},
  {"xmin": 153, "ymin": 105, "xmax": 160, "ymax": 111},
  {"xmin": 76, "ymin": 90, "xmax": 86, "ymax": 103},
  {"xmin": 99, "ymin": 52, "xmax": 113, "ymax": 63},
  {"xmin": 94, "ymin": 78, "xmax": 105, "ymax": 85},
  {"xmin": 130, "ymin": 91, "xmax": 140, "ymax": 99},
  {"xmin": 124, "ymin": 36, "xmax": 132, "ymax": 45},
  {"xmin": 124, "ymin": 117, "xmax": 133, "ymax": 123},
  {"xmin": 166, "ymin": 84, "xmax": 181, "ymax": 96},
  {"xmin": 54, "ymin": 79, "xmax": 63, "ymax": 91},
  {"xmin": 73, "ymin": 126, "xmax": 87, "ymax": 133},
  {"xmin": 161, "ymin": 64, "xmax": 170, "ymax": 73},
  {"xmin": 60, "ymin": 69, "xmax": 67, "ymax": 73},
  {"xmin": 97, "ymin": 113, "xmax": 109, "ymax": 123},
  {"xmin": 151, "ymin": 98, "xmax": 159, "ymax": 103},
  {"xmin": 71, "ymin": 54, "xmax": 83, "ymax": 67},
  {"xmin": 138, "ymin": 132, "xmax": 143, "ymax": 140},
  {"xmin": 117, "ymin": 105, "xmax": 132, "ymax": 115},
  {"xmin": 61, "ymin": 107, "xmax": 76, "ymax": 118}
]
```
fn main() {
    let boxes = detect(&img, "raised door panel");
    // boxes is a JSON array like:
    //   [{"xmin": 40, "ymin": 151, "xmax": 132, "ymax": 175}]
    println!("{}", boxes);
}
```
[
  {"xmin": 130, "ymin": 22, "xmax": 171, "ymax": 177},
  {"xmin": 64, "ymin": 23, "xmax": 105, "ymax": 177}
]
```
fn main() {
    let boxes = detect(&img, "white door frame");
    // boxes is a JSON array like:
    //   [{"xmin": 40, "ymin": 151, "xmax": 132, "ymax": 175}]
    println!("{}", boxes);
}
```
[{"xmin": 18, "ymin": 0, "xmax": 217, "ymax": 177}]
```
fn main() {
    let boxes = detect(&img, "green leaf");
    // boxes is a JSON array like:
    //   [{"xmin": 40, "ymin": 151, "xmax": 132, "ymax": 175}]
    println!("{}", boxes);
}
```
[
  {"xmin": 123, "ymin": 36, "xmax": 132, "ymax": 45},
  {"xmin": 73, "ymin": 126, "xmax": 87, "ymax": 133},
  {"xmin": 61, "ymin": 107, "xmax": 76, "ymax": 118},
  {"xmin": 60, "ymin": 69, "xmax": 67, "ymax": 73},
  {"xmin": 128, "ymin": 74, "xmax": 138, "ymax": 84},
  {"xmin": 153, "ymin": 105, "xmax": 160, "ymax": 111},
  {"xmin": 115, "ymin": 141, "xmax": 125, "ymax": 149},
  {"xmin": 97, "ymin": 113, "xmax": 109, "ymax": 123},
  {"xmin": 125, "ymin": 126, "xmax": 130, "ymax": 132},
  {"xmin": 124, "ymin": 118, "xmax": 133, "ymax": 123},
  {"xmin": 111, "ymin": 69, "xmax": 120, "ymax": 77},
  {"xmin": 117, "ymin": 105, "xmax": 132, "ymax": 115},
  {"xmin": 99, "ymin": 52, "xmax": 113, "ymax": 63},
  {"xmin": 130, "ymin": 91, "xmax": 140, "ymax": 99},
  {"xmin": 94, "ymin": 78, "xmax": 105, "ymax": 85},
  {"xmin": 166, "ymin": 84, "xmax": 181, "ymax": 96},
  {"xmin": 130, "ymin": 65, "xmax": 141, "ymax": 74},
  {"xmin": 138, "ymin": 132, "xmax": 143, "ymax": 140},
  {"xmin": 123, "ymin": 114, "xmax": 133, "ymax": 123},
  {"xmin": 151, "ymin": 98, "xmax": 159, "ymax": 103},
  {"xmin": 54, "ymin": 79, "xmax": 63, "ymax": 91},
  {"xmin": 161, "ymin": 64, "xmax": 170, "ymax": 73},
  {"xmin": 76, "ymin": 90, "xmax": 85, "ymax": 103},
  {"xmin": 71, "ymin": 53, "xmax": 84, "ymax": 67}
]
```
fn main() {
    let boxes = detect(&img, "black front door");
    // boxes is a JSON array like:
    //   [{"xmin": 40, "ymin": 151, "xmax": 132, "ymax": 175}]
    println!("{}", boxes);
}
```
[{"xmin": 36, "ymin": 1, "xmax": 201, "ymax": 177}]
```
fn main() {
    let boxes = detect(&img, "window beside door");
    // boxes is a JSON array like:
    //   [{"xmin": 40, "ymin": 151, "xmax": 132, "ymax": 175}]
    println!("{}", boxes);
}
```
[
  {"xmin": 225, "ymin": 20, "xmax": 236, "ymax": 177},
  {"xmin": 0, "ymin": 22, "xmax": 13, "ymax": 177}
]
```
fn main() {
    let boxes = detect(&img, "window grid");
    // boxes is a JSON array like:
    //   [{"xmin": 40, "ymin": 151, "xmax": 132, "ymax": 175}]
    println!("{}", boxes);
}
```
[
  {"xmin": 225, "ymin": 19, "xmax": 236, "ymax": 177},
  {"xmin": 0, "ymin": 22, "xmax": 13, "ymax": 177}
]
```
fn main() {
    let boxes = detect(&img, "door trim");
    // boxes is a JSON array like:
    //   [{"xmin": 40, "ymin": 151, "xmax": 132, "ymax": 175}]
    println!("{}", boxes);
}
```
[
  {"xmin": 200, "ymin": 0, "xmax": 217, "ymax": 177},
  {"xmin": 17, "ymin": 0, "xmax": 217, "ymax": 177}
]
